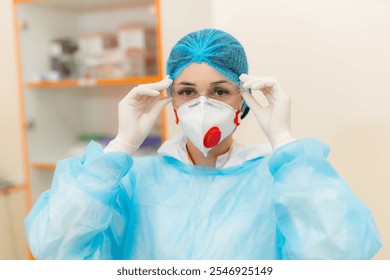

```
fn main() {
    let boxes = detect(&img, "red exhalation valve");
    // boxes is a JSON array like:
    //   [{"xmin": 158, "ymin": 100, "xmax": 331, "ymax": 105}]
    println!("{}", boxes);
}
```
[{"xmin": 203, "ymin": 126, "xmax": 222, "ymax": 148}]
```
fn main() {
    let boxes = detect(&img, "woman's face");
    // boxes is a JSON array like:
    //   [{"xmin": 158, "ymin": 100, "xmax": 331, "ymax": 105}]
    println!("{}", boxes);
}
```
[{"xmin": 171, "ymin": 62, "xmax": 243, "ymax": 109}]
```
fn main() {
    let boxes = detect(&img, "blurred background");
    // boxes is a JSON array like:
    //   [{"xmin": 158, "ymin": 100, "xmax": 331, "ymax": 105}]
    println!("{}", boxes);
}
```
[{"xmin": 1, "ymin": 0, "xmax": 389, "ymax": 259}]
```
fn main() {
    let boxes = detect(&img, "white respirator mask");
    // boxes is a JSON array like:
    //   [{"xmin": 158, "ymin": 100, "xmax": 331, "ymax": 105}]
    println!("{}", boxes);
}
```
[{"xmin": 174, "ymin": 96, "xmax": 243, "ymax": 157}]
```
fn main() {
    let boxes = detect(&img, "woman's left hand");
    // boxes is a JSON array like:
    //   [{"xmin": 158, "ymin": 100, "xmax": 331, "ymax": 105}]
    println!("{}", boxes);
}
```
[{"xmin": 240, "ymin": 74, "xmax": 295, "ymax": 150}]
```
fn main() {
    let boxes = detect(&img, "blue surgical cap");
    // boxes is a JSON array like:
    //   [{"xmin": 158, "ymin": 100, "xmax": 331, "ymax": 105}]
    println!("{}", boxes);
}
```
[{"xmin": 166, "ymin": 28, "xmax": 250, "ymax": 118}]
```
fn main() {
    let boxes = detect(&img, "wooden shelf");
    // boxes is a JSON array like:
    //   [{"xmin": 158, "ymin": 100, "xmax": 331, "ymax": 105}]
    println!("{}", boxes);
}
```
[
  {"xmin": 0, "ymin": 183, "xmax": 26, "ymax": 196},
  {"xmin": 14, "ymin": 0, "xmax": 154, "ymax": 10},
  {"xmin": 31, "ymin": 162, "xmax": 56, "ymax": 170},
  {"xmin": 26, "ymin": 79, "xmax": 78, "ymax": 88},
  {"xmin": 25, "ymin": 75, "xmax": 162, "ymax": 88},
  {"xmin": 14, "ymin": 0, "xmax": 42, "ymax": 4}
]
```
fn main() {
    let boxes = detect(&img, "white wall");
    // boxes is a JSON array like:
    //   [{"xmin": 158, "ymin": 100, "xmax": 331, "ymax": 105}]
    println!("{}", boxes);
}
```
[
  {"xmin": 0, "ymin": 192, "xmax": 28, "ymax": 259},
  {"xmin": 163, "ymin": 0, "xmax": 390, "ymax": 259},
  {"xmin": 0, "ymin": 0, "xmax": 24, "ymax": 186},
  {"xmin": 0, "ymin": 0, "xmax": 28, "ymax": 259},
  {"xmin": 211, "ymin": 0, "xmax": 390, "ymax": 260}
]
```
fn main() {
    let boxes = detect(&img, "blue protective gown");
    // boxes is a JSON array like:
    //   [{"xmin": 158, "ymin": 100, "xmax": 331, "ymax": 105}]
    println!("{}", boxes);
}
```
[{"xmin": 25, "ymin": 138, "xmax": 382, "ymax": 259}]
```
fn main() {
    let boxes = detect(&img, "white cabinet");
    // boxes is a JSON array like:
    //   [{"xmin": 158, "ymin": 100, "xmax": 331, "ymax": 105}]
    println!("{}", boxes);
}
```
[{"xmin": 14, "ymin": 0, "xmax": 164, "ymax": 204}]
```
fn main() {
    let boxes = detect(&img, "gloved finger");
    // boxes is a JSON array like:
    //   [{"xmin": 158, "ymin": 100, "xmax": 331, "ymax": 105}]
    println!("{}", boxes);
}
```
[
  {"xmin": 239, "ymin": 73, "xmax": 260, "ymax": 82},
  {"xmin": 122, "ymin": 76, "xmax": 172, "ymax": 105},
  {"xmin": 246, "ymin": 77, "xmax": 276, "ymax": 90},
  {"xmin": 240, "ymin": 74, "xmax": 267, "ymax": 89},
  {"xmin": 144, "ymin": 94, "xmax": 169, "ymax": 111},
  {"xmin": 121, "ymin": 87, "xmax": 161, "ymax": 107},
  {"xmin": 132, "ymin": 87, "xmax": 161, "ymax": 99},
  {"xmin": 240, "ymin": 78, "xmax": 261, "ymax": 90},
  {"xmin": 240, "ymin": 75, "xmax": 289, "ymax": 104},
  {"xmin": 242, "ymin": 92, "xmax": 265, "ymax": 110},
  {"xmin": 138, "ymin": 76, "xmax": 173, "ymax": 91},
  {"xmin": 261, "ymin": 80, "xmax": 290, "ymax": 104},
  {"xmin": 242, "ymin": 92, "xmax": 270, "ymax": 124},
  {"xmin": 240, "ymin": 78, "xmax": 272, "ymax": 106},
  {"xmin": 147, "ymin": 97, "xmax": 172, "ymax": 123},
  {"xmin": 251, "ymin": 78, "xmax": 289, "ymax": 105},
  {"xmin": 251, "ymin": 80, "xmax": 274, "ymax": 102}
]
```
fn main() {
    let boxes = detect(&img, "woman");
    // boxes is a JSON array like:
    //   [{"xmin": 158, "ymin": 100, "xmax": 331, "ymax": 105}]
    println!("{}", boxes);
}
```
[{"xmin": 25, "ymin": 29, "xmax": 382, "ymax": 259}]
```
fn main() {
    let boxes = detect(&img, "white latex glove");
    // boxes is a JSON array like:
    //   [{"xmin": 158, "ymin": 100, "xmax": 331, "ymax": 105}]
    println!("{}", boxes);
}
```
[
  {"xmin": 240, "ymin": 74, "xmax": 295, "ymax": 150},
  {"xmin": 104, "ymin": 76, "xmax": 172, "ymax": 155}
]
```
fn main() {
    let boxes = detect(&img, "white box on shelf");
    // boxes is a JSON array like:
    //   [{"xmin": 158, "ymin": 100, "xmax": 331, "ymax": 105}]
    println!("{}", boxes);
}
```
[
  {"xmin": 123, "ymin": 48, "xmax": 146, "ymax": 76},
  {"xmin": 118, "ymin": 25, "xmax": 150, "ymax": 50},
  {"xmin": 117, "ymin": 24, "xmax": 157, "ymax": 75},
  {"xmin": 79, "ymin": 33, "xmax": 117, "ymax": 55}
]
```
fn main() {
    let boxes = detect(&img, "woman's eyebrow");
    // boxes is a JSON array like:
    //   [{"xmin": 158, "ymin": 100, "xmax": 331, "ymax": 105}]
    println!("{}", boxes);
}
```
[
  {"xmin": 177, "ymin": 81, "xmax": 197, "ymax": 86},
  {"xmin": 209, "ymin": 80, "xmax": 230, "ymax": 86}
]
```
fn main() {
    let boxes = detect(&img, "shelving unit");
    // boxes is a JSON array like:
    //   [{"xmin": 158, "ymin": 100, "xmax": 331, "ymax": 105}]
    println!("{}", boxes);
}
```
[
  {"xmin": 25, "ymin": 75, "xmax": 162, "ymax": 88},
  {"xmin": 0, "ymin": 184, "xmax": 25, "ymax": 196},
  {"xmin": 13, "ymin": 0, "xmax": 165, "ymax": 204}
]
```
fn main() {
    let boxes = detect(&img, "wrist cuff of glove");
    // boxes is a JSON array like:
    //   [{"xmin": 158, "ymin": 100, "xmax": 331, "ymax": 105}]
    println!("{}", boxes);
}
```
[
  {"xmin": 271, "ymin": 131, "xmax": 295, "ymax": 151},
  {"xmin": 104, "ymin": 136, "xmax": 139, "ymax": 156}
]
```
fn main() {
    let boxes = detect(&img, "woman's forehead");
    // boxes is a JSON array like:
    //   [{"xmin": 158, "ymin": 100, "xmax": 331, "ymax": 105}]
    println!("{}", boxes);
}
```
[{"xmin": 174, "ymin": 62, "xmax": 234, "ymax": 86}]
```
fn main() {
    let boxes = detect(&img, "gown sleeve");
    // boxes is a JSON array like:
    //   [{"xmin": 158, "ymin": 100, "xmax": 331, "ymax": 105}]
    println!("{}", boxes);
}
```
[
  {"xmin": 269, "ymin": 138, "xmax": 382, "ymax": 259},
  {"xmin": 24, "ymin": 141, "xmax": 133, "ymax": 260}
]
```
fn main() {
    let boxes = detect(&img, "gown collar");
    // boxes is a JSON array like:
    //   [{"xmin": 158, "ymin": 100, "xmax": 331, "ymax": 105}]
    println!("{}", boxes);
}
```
[{"xmin": 157, "ymin": 134, "xmax": 272, "ymax": 169}]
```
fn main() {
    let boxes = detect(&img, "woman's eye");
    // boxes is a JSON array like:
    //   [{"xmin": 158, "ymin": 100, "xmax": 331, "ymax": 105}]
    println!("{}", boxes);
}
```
[
  {"xmin": 213, "ymin": 88, "xmax": 230, "ymax": 96},
  {"xmin": 178, "ymin": 88, "xmax": 195, "ymax": 96}
]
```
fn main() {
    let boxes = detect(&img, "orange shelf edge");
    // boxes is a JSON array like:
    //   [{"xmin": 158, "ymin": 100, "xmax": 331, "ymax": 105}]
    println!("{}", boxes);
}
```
[
  {"xmin": 0, "ymin": 183, "xmax": 27, "ymax": 196},
  {"xmin": 31, "ymin": 162, "xmax": 56, "ymax": 170},
  {"xmin": 26, "ymin": 79, "xmax": 78, "ymax": 88},
  {"xmin": 14, "ymin": 0, "xmax": 43, "ymax": 4},
  {"xmin": 25, "ymin": 75, "xmax": 163, "ymax": 88}
]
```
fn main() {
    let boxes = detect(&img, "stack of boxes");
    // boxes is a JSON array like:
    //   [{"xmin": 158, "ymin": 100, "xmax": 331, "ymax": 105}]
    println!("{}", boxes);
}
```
[{"xmin": 77, "ymin": 25, "xmax": 157, "ymax": 79}]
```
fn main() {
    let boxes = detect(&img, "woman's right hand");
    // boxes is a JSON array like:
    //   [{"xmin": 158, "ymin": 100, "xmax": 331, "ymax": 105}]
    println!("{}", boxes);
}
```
[{"xmin": 104, "ymin": 76, "xmax": 172, "ymax": 155}]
